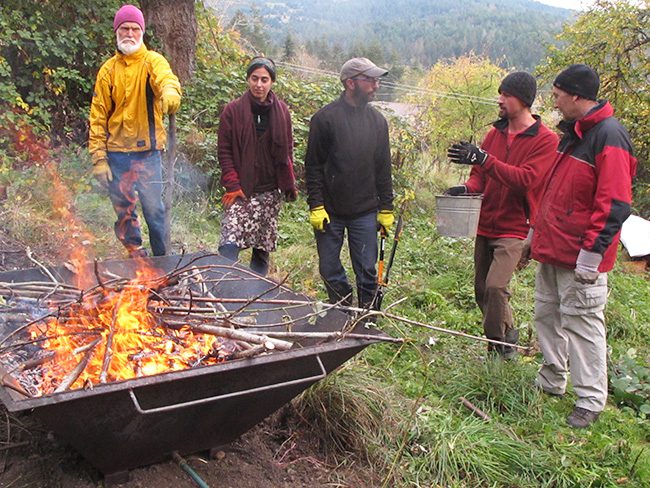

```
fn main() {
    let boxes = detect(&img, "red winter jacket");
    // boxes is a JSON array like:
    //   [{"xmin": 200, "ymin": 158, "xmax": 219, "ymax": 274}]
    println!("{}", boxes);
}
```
[
  {"xmin": 464, "ymin": 116, "xmax": 559, "ymax": 239},
  {"xmin": 531, "ymin": 101, "xmax": 637, "ymax": 271}
]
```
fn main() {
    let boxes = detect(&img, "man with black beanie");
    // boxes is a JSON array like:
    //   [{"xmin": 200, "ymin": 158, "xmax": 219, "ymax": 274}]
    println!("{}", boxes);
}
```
[
  {"xmin": 445, "ymin": 71, "xmax": 558, "ymax": 359},
  {"xmin": 530, "ymin": 64, "xmax": 637, "ymax": 428}
]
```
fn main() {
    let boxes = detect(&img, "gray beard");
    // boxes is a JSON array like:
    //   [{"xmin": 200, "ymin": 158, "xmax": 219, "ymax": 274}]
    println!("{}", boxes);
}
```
[{"xmin": 117, "ymin": 38, "xmax": 142, "ymax": 55}]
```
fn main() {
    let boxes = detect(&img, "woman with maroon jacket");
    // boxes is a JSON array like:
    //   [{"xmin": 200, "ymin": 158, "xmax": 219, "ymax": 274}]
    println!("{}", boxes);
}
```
[{"xmin": 217, "ymin": 57, "xmax": 297, "ymax": 275}]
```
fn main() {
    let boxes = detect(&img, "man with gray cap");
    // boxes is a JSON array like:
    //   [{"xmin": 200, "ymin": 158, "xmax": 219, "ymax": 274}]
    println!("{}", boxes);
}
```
[
  {"xmin": 305, "ymin": 57, "xmax": 394, "ymax": 309},
  {"xmin": 531, "ymin": 64, "xmax": 637, "ymax": 428},
  {"xmin": 445, "ymin": 71, "xmax": 558, "ymax": 359}
]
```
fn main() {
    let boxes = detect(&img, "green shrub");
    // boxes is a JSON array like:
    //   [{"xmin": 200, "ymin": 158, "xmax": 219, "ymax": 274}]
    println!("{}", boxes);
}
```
[{"xmin": 610, "ymin": 349, "xmax": 650, "ymax": 418}]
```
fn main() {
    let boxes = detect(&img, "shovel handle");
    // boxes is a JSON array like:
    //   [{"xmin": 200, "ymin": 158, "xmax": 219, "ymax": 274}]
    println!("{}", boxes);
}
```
[{"xmin": 377, "ymin": 229, "xmax": 386, "ymax": 286}]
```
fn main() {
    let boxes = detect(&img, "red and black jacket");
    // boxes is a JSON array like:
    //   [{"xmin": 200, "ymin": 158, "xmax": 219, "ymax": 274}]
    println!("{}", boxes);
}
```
[
  {"xmin": 531, "ymin": 101, "xmax": 637, "ymax": 271},
  {"xmin": 464, "ymin": 116, "xmax": 559, "ymax": 239}
]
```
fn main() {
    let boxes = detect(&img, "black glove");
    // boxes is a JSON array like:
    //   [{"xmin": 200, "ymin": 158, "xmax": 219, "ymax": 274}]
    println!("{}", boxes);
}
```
[
  {"xmin": 448, "ymin": 142, "xmax": 488, "ymax": 166},
  {"xmin": 444, "ymin": 185, "xmax": 467, "ymax": 196}
]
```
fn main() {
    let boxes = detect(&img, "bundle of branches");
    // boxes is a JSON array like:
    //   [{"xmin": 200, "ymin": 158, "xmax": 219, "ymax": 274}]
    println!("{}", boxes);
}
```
[{"xmin": 0, "ymin": 256, "xmax": 399, "ymax": 398}]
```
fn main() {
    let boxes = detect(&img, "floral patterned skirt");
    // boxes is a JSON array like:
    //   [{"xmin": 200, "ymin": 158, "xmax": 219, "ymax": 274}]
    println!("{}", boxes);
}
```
[{"xmin": 219, "ymin": 190, "xmax": 282, "ymax": 252}]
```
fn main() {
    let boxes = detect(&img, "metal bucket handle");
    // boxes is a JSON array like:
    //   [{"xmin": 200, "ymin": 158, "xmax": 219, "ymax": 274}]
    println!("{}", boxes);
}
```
[{"xmin": 128, "ymin": 355, "xmax": 326, "ymax": 415}]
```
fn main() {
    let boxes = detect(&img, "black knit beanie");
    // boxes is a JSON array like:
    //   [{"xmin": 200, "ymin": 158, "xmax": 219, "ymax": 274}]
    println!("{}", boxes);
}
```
[
  {"xmin": 246, "ymin": 57, "xmax": 276, "ymax": 82},
  {"xmin": 498, "ymin": 72, "xmax": 537, "ymax": 107},
  {"xmin": 553, "ymin": 64, "xmax": 599, "ymax": 101}
]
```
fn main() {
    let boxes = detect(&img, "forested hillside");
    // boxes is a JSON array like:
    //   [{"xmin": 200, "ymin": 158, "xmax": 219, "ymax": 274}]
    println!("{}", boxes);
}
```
[{"xmin": 214, "ymin": 0, "xmax": 574, "ymax": 69}]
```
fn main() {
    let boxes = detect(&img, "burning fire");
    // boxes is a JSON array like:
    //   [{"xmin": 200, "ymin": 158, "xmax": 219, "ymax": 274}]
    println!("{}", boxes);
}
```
[{"xmin": 29, "ymin": 263, "xmax": 225, "ymax": 395}]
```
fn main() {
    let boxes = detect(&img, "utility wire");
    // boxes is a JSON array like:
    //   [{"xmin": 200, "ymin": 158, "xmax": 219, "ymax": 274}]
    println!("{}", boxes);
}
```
[{"xmin": 276, "ymin": 60, "xmax": 498, "ymax": 106}]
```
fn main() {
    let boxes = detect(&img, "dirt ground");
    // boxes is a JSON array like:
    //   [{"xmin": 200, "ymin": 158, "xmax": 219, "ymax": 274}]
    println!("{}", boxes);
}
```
[
  {"xmin": 0, "ymin": 228, "xmax": 376, "ymax": 488},
  {"xmin": 0, "ymin": 406, "xmax": 373, "ymax": 488}
]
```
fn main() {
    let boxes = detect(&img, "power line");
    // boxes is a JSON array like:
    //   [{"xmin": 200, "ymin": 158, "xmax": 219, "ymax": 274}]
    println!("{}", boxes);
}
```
[{"xmin": 276, "ymin": 61, "xmax": 498, "ymax": 106}]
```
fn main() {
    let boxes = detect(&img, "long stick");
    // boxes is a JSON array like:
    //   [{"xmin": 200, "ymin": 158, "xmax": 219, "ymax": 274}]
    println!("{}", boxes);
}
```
[
  {"xmin": 339, "ymin": 306, "xmax": 530, "ymax": 351},
  {"xmin": 187, "ymin": 324, "xmax": 293, "ymax": 351},
  {"xmin": 260, "ymin": 331, "xmax": 404, "ymax": 343},
  {"xmin": 459, "ymin": 396, "xmax": 491, "ymax": 421},
  {"xmin": 100, "ymin": 295, "xmax": 123, "ymax": 383},
  {"xmin": 156, "ymin": 296, "xmax": 313, "ymax": 306},
  {"xmin": 55, "ymin": 337, "xmax": 101, "ymax": 393}
]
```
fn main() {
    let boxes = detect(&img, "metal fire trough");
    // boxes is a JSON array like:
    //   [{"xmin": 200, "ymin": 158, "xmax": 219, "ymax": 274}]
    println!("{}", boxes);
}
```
[{"xmin": 0, "ymin": 253, "xmax": 387, "ymax": 481}]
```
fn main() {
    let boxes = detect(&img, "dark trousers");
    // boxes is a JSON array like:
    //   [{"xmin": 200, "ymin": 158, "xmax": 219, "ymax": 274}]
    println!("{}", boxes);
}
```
[
  {"xmin": 107, "ymin": 150, "xmax": 167, "ymax": 256},
  {"xmin": 474, "ymin": 236, "xmax": 525, "ymax": 343},
  {"xmin": 314, "ymin": 212, "xmax": 378, "ymax": 308},
  {"xmin": 218, "ymin": 243, "xmax": 270, "ymax": 276}
]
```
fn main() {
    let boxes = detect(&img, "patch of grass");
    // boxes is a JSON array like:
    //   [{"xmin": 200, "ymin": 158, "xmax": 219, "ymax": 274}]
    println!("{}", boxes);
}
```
[
  {"xmin": 402, "ymin": 401, "xmax": 555, "ymax": 487},
  {"xmin": 293, "ymin": 359, "xmax": 410, "ymax": 467}
]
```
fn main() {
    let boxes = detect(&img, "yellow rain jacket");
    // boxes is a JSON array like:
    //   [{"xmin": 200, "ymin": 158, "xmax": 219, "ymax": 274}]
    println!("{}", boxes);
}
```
[{"xmin": 88, "ymin": 44, "xmax": 181, "ymax": 164}]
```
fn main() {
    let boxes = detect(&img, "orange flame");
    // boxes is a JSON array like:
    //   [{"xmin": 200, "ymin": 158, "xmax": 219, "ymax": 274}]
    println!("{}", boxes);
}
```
[{"xmin": 30, "ymin": 264, "xmax": 225, "ymax": 395}]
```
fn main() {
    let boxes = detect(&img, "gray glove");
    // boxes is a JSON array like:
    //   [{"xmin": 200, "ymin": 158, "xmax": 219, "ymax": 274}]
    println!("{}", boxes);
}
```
[{"xmin": 575, "ymin": 249, "xmax": 602, "ymax": 284}]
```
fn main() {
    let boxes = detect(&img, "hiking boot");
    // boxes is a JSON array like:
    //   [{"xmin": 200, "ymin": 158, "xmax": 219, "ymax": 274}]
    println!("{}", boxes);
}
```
[
  {"xmin": 535, "ymin": 384, "xmax": 564, "ymax": 398},
  {"xmin": 505, "ymin": 328, "xmax": 519, "ymax": 345},
  {"xmin": 128, "ymin": 247, "xmax": 149, "ymax": 259},
  {"xmin": 498, "ymin": 327, "xmax": 520, "ymax": 360},
  {"xmin": 567, "ymin": 407, "xmax": 600, "ymax": 428}
]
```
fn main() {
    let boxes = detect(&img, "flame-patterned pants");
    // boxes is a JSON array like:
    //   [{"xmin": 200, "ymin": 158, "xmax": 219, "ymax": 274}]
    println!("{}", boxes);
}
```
[{"xmin": 107, "ymin": 150, "xmax": 166, "ymax": 256}]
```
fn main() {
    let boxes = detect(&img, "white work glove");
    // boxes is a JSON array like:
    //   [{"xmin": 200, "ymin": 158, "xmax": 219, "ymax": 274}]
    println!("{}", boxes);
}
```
[{"xmin": 575, "ymin": 249, "xmax": 602, "ymax": 284}]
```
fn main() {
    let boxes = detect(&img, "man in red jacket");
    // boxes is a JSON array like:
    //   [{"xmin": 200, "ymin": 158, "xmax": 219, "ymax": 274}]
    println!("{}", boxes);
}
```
[
  {"xmin": 446, "ymin": 72, "xmax": 558, "ymax": 359},
  {"xmin": 530, "ymin": 64, "xmax": 637, "ymax": 428}
]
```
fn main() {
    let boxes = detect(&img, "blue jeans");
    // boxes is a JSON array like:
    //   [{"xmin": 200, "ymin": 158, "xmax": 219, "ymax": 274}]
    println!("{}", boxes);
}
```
[
  {"xmin": 314, "ymin": 212, "xmax": 378, "ymax": 308},
  {"xmin": 107, "ymin": 150, "xmax": 167, "ymax": 256},
  {"xmin": 218, "ymin": 243, "xmax": 270, "ymax": 276}
]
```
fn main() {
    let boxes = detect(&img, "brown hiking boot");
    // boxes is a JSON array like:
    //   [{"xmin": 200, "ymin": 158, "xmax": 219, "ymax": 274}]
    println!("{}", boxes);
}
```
[{"xmin": 567, "ymin": 407, "xmax": 600, "ymax": 428}]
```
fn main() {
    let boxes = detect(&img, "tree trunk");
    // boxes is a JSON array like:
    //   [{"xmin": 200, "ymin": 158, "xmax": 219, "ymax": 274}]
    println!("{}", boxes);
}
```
[
  {"xmin": 140, "ymin": 0, "xmax": 195, "ymax": 254},
  {"xmin": 141, "ymin": 0, "xmax": 197, "ymax": 83}
]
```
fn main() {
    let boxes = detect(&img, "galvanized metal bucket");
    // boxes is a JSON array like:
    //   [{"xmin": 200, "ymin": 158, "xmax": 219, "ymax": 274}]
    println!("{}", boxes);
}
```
[{"xmin": 435, "ymin": 194, "xmax": 483, "ymax": 238}]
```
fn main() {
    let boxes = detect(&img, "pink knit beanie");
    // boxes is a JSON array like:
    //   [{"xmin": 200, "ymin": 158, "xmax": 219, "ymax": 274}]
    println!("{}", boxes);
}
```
[{"xmin": 113, "ymin": 5, "xmax": 145, "ymax": 32}]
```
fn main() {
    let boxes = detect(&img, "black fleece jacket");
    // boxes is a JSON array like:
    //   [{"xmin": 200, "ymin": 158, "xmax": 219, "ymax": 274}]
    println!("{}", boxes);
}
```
[{"xmin": 305, "ymin": 93, "xmax": 393, "ymax": 218}]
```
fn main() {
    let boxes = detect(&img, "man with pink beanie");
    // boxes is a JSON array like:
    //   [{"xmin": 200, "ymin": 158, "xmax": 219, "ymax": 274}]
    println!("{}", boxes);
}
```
[{"xmin": 89, "ymin": 4, "xmax": 181, "ymax": 257}]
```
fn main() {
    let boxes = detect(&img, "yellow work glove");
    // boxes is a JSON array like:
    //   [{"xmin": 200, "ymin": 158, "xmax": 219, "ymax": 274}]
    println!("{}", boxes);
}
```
[
  {"xmin": 92, "ymin": 159, "xmax": 112, "ymax": 189},
  {"xmin": 309, "ymin": 206, "xmax": 330, "ymax": 232},
  {"xmin": 377, "ymin": 210, "xmax": 394, "ymax": 234},
  {"xmin": 161, "ymin": 86, "xmax": 181, "ymax": 114},
  {"xmin": 222, "ymin": 189, "xmax": 246, "ymax": 208}
]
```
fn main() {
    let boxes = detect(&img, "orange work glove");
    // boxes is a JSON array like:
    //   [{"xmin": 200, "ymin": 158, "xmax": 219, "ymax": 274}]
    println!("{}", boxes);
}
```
[{"xmin": 222, "ymin": 189, "xmax": 246, "ymax": 208}]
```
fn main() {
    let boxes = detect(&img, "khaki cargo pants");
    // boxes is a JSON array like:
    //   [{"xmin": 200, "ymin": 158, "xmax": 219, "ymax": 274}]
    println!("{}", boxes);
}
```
[{"xmin": 534, "ymin": 262, "xmax": 608, "ymax": 411}]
